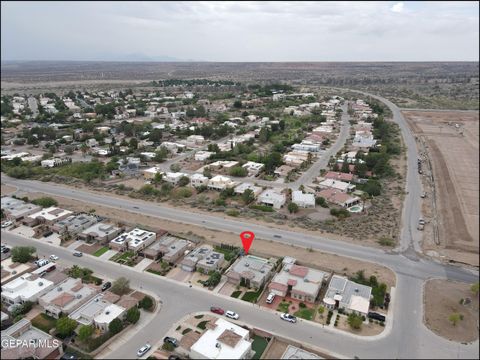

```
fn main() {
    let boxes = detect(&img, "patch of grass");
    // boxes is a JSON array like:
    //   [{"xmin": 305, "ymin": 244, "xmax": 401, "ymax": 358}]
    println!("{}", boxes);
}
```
[
  {"xmin": 251, "ymin": 335, "xmax": 269, "ymax": 359},
  {"xmin": 194, "ymin": 314, "xmax": 204, "ymax": 319},
  {"xmin": 249, "ymin": 204, "xmax": 274, "ymax": 212},
  {"xmin": 241, "ymin": 286, "xmax": 264, "ymax": 303},
  {"xmin": 182, "ymin": 328, "xmax": 192, "ymax": 335},
  {"xmin": 377, "ymin": 237, "xmax": 395, "ymax": 247},
  {"xmin": 294, "ymin": 307, "xmax": 315, "ymax": 320},
  {"xmin": 214, "ymin": 246, "xmax": 239, "ymax": 262},
  {"xmin": 146, "ymin": 269, "xmax": 164, "ymax": 276},
  {"xmin": 231, "ymin": 290, "xmax": 242, "ymax": 298},
  {"xmin": 277, "ymin": 301, "xmax": 290, "ymax": 313},
  {"xmin": 31, "ymin": 313, "xmax": 56, "ymax": 333},
  {"xmin": 197, "ymin": 320, "xmax": 209, "ymax": 330},
  {"xmin": 93, "ymin": 246, "xmax": 109, "ymax": 257}
]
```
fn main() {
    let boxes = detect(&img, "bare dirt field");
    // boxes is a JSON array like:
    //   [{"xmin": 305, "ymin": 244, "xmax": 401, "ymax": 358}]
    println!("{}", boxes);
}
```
[
  {"xmin": 424, "ymin": 279, "xmax": 479, "ymax": 343},
  {"xmin": 1, "ymin": 184, "xmax": 17, "ymax": 195},
  {"xmin": 20, "ymin": 191, "xmax": 396, "ymax": 288},
  {"xmin": 403, "ymin": 110, "xmax": 479, "ymax": 265}
]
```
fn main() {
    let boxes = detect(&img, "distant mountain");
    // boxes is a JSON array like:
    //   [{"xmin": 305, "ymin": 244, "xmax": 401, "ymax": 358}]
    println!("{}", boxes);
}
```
[{"xmin": 1, "ymin": 53, "xmax": 201, "ymax": 62}]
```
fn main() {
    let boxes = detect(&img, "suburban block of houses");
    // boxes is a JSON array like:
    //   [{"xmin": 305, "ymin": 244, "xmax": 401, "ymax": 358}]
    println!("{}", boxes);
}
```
[
  {"xmin": 258, "ymin": 189, "xmax": 286, "ymax": 209},
  {"xmin": 51, "ymin": 213, "xmax": 99, "ymax": 235},
  {"xmin": 23, "ymin": 206, "xmax": 73, "ymax": 227},
  {"xmin": 292, "ymin": 190, "xmax": 316, "ymax": 208}
]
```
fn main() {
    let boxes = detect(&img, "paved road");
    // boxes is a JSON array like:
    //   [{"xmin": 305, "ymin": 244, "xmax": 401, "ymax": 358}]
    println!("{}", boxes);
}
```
[
  {"xmin": 27, "ymin": 96, "xmax": 39, "ymax": 118},
  {"xmin": 291, "ymin": 102, "xmax": 351, "ymax": 189},
  {"xmin": 345, "ymin": 90, "xmax": 423, "ymax": 254},
  {"xmin": 3, "ymin": 231, "xmax": 478, "ymax": 360}
]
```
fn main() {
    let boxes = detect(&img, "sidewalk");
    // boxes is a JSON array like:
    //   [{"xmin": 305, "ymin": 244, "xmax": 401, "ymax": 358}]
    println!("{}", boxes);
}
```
[
  {"xmin": 134, "ymin": 258, "xmax": 154, "ymax": 271},
  {"xmin": 99, "ymin": 249, "xmax": 117, "ymax": 260}
]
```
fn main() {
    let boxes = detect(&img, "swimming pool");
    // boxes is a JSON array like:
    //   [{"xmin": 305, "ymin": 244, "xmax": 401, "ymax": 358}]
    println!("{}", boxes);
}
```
[{"xmin": 348, "ymin": 205, "xmax": 363, "ymax": 213}]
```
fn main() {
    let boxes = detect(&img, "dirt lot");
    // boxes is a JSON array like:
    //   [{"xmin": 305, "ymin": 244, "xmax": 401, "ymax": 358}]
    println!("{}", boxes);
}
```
[
  {"xmin": 403, "ymin": 110, "xmax": 479, "ymax": 266},
  {"xmin": 1, "ymin": 184, "xmax": 17, "ymax": 195},
  {"xmin": 424, "ymin": 279, "xmax": 479, "ymax": 343},
  {"xmin": 20, "ymin": 191, "xmax": 396, "ymax": 288}
]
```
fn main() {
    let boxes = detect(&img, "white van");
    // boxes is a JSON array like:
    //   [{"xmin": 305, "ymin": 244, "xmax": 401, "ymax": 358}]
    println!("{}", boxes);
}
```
[
  {"xmin": 266, "ymin": 293, "xmax": 276, "ymax": 304},
  {"xmin": 36, "ymin": 259, "xmax": 50, "ymax": 268}
]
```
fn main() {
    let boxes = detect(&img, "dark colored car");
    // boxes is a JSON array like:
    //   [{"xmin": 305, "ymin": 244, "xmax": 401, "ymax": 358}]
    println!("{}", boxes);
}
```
[
  {"xmin": 43, "ymin": 231, "xmax": 53, "ymax": 237},
  {"xmin": 73, "ymin": 252, "xmax": 83, "ymax": 257},
  {"xmin": 163, "ymin": 337, "xmax": 178, "ymax": 347},
  {"xmin": 210, "ymin": 306, "xmax": 225, "ymax": 315},
  {"xmin": 1, "ymin": 247, "xmax": 10, "ymax": 254},
  {"xmin": 101, "ymin": 281, "xmax": 112, "ymax": 291},
  {"xmin": 368, "ymin": 312, "xmax": 386, "ymax": 322}
]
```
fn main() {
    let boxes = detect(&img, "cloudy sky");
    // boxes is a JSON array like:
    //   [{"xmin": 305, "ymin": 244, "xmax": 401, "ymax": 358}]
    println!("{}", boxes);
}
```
[{"xmin": 1, "ymin": 1, "xmax": 479, "ymax": 61}]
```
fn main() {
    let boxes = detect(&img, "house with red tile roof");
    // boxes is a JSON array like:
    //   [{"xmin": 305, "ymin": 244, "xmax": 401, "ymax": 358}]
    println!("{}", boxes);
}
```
[{"xmin": 268, "ymin": 260, "xmax": 329, "ymax": 303}]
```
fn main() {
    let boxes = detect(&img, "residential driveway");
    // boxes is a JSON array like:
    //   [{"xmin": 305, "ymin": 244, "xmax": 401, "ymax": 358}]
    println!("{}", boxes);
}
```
[
  {"xmin": 166, "ymin": 267, "xmax": 193, "ymax": 282},
  {"xmin": 43, "ymin": 233, "xmax": 61, "ymax": 246},
  {"xmin": 217, "ymin": 281, "xmax": 236, "ymax": 296},
  {"xmin": 8, "ymin": 225, "xmax": 34, "ymax": 238},
  {"xmin": 66, "ymin": 240, "xmax": 84, "ymax": 250},
  {"xmin": 99, "ymin": 249, "xmax": 117, "ymax": 260},
  {"xmin": 134, "ymin": 258, "xmax": 154, "ymax": 271}
]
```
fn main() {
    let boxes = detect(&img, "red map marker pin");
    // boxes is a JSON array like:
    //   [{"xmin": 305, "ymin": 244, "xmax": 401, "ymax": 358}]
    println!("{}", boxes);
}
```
[{"xmin": 240, "ymin": 231, "xmax": 255, "ymax": 254}]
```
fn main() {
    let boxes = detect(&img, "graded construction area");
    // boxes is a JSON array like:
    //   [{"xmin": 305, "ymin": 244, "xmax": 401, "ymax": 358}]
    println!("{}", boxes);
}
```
[
  {"xmin": 403, "ymin": 110, "xmax": 479, "ymax": 265},
  {"xmin": 423, "ymin": 279, "xmax": 479, "ymax": 343}
]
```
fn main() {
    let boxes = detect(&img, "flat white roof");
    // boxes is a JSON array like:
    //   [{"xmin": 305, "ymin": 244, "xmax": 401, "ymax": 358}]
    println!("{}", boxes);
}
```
[
  {"xmin": 2, "ymin": 274, "xmax": 54, "ymax": 301},
  {"xmin": 190, "ymin": 318, "xmax": 251, "ymax": 359},
  {"xmin": 94, "ymin": 303, "xmax": 125, "ymax": 324},
  {"xmin": 28, "ymin": 206, "xmax": 73, "ymax": 221},
  {"xmin": 110, "ymin": 228, "xmax": 156, "ymax": 247}
]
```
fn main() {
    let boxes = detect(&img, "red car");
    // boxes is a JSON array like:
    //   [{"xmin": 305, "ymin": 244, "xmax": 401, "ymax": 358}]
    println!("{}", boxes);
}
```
[{"xmin": 210, "ymin": 306, "xmax": 225, "ymax": 315}]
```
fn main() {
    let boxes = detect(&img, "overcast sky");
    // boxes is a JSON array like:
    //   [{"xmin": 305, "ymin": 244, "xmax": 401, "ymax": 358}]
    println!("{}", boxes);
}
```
[{"xmin": 1, "ymin": 1, "xmax": 479, "ymax": 61}]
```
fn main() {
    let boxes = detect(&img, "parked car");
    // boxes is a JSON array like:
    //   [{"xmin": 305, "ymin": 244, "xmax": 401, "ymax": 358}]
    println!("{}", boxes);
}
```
[
  {"xmin": 368, "ymin": 312, "xmax": 386, "ymax": 322},
  {"xmin": 73, "ymin": 252, "xmax": 83, "ymax": 257},
  {"xmin": 49, "ymin": 255, "xmax": 59, "ymax": 261},
  {"xmin": 225, "ymin": 311, "xmax": 239, "ymax": 320},
  {"xmin": 280, "ymin": 313, "xmax": 297, "ymax": 323},
  {"xmin": 417, "ymin": 223, "xmax": 424, "ymax": 231},
  {"xmin": 1, "ymin": 247, "xmax": 10, "ymax": 254},
  {"xmin": 420, "ymin": 192, "xmax": 426, "ymax": 198},
  {"xmin": 163, "ymin": 337, "xmax": 178, "ymax": 347},
  {"xmin": 418, "ymin": 218, "xmax": 426, "ymax": 225},
  {"xmin": 266, "ymin": 292, "xmax": 276, "ymax": 304},
  {"xmin": 136, "ymin": 343, "xmax": 151, "ymax": 357},
  {"xmin": 210, "ymin": 306, "xmax": 225, "ymax": 315},
  {"xmin": 101, "ymin": 281, "xmax": 112, "ymax": 292},
  {"xmin": 43, "ymin": 231, "xmax": 53, "ymax": 237},
  {"xmin": 1, "ymin": 221, "xmax": 13, "ymax": 228}
]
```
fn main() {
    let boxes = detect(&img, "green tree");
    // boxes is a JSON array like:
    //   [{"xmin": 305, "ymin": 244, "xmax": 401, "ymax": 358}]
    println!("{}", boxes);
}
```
[
  {"xmin": 203, "ymin": 167, "xmax": 212, "ymax": 178},
  {"xmin": 80, "ymin": 143, "xmax": 88, "ymax": 157},
  {"xmin": 315, "ymin": 196, "xmax": 328, "ymax": 207},
  {"xmin": 78, "ymin": 324, "xmax": 94, "ymax": 342},
  {"xmin": 129, "ymin": 138, "xmax": 138, "ymax": 150},
  {"xmin": 152, "ymin": 172, "xmax": 163, "ymax": 187},
  {"xmin": 31, "ymin": 197, "xmax": 58, "ymax": 207},
  {"xmin": 139, "ymin": 295, "xmax": 154, "ymax": 310},
  {"xmin": 241, "ymin": 189, "xmax": 255, "ymax": 205},
  {"xmin": 154, "ymin": 147, "xmax": 168, "ymax": 162},
  {"xmin": 56, "ymin": 317, "xmax": 77, "ymax": 338},
  {"xmin": 229, "ymin": 166, "xmax": 248, "ymax": 177},
  {"xmin": 170, "ymin": 163, "xmax": 181, "ymax": 172},
  {"xmin": 126, "ymin": 307, "xmax": 140, "ymax": 324},
  {"xmin": 108, "ymin": 318, "xmax": 124, "ymax": 334},
  {"xmin": 288, "ymin": 202, "xmax": 299, "ymax": 214},
  {"xmin": 178, "ymin": 176, "xmax": 190, "ymax": 187},
  {"xmin": 347, "ymin": 313, "xmax": 363, "ymax": 330},
  {"xmin": 111, "ymin": 277, "xmax": 131, "ymax": 295},
  {"xmin": 233, "ymin": 100, "xmax": 242, "ymax": 108},
  {"xmin": 11, "ymin": 246, "xmax": 36, "ymax": 263}
]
